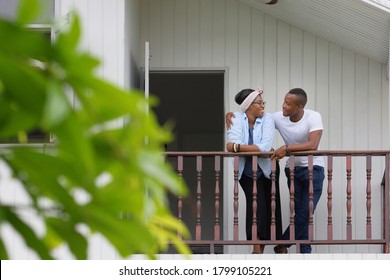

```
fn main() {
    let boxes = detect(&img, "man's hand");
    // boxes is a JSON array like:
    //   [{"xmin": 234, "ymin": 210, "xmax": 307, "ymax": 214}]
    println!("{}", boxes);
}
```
[
  {"xmin": 226, "ymin": 112, "xmax": 235, "ymax": 130},
  {"xmin": 271, "ymin": 145, "xmax": 288, "ymax": 160}
]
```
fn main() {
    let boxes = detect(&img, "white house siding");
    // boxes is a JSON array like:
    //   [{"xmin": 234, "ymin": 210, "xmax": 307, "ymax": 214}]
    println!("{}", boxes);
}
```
[
  {"xmin": 139, "ymin": 0, "xmax": 389, "ymax": 254},
  {"xmin": 52, "ymin": 0, "xmax": 142, "ymax": 260},
  {"xmin": 1, "ymin": 0, "xmax": 141, "ymax": 260},
  {"xmin": 54, "ymin": 0, "xmax": 129, "ymax": 88}
]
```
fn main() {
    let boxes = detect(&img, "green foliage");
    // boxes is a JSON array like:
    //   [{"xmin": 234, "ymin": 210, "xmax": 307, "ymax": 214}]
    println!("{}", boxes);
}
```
[{"xmin": 0, "ymin": 0, "xmax": 189, "ymax": 259}]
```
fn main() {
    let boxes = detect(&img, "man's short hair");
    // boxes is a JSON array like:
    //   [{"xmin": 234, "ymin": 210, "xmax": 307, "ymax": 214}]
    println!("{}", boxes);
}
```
[{"xmin": 288, "ymin": 88, "xmax": 307, "ymax": 107}]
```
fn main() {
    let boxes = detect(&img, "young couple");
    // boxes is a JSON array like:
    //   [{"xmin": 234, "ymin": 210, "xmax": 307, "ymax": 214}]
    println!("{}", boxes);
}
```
[{"xmin": 226, "ymin": 87, "xmax": 325, "ymax": 254}]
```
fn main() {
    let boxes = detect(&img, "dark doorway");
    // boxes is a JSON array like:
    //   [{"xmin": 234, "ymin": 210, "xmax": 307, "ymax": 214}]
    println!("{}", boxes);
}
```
[{"xmin": 150, "ymin": 71, "xmax": 224, "ymax": 253}]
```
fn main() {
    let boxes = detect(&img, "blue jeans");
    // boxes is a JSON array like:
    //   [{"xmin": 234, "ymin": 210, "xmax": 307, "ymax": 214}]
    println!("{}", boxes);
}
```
[{"xmin": 282, "ymin": 166, "xmax": 325, "ymax": 253}]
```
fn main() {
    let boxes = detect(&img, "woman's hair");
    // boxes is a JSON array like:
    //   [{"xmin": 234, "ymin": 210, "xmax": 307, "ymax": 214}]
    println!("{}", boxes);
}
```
[{"xmin": 235, "ymin": 88, "xmax": 255, "ymax": 105}]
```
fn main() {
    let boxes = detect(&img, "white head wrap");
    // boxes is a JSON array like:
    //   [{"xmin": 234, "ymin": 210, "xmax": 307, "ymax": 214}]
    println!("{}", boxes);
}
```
[{"xmin": 239, "ymin": 88, "xmax": 264, "ymax": 112}]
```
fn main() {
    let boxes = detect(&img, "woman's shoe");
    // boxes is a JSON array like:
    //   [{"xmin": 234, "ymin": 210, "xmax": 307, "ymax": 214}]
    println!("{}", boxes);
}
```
[{"xmin": 274, "ymin": 245, "xmax": 288, "ymax": 254}]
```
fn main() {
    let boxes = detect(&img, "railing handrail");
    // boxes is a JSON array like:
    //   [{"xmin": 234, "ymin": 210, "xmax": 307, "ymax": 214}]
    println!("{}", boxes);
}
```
[
  {"xmin": 163, "ymin": 150, "xmax": 390, "ymax": 254},
  {"xmin": 165, "ymin": 150, "xmax": 390, "ymax": 156}
]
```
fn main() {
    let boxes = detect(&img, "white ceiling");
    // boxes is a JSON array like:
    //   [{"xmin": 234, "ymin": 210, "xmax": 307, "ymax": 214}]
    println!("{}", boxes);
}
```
[{"xmin": 240, "ymin": 0, "xmax": 390, "ymax": 63}]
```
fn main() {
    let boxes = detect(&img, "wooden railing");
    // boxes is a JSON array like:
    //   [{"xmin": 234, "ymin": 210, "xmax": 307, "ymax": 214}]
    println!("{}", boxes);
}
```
[{"xmin": 165, "ymin": 150, "xmax": 390, "ymax": 254}]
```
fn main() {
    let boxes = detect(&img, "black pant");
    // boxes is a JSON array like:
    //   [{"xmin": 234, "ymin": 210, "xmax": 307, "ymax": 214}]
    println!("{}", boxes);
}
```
[{"xmin": 239, "ymin": 161, "xmax": 282, "ymax": 241}]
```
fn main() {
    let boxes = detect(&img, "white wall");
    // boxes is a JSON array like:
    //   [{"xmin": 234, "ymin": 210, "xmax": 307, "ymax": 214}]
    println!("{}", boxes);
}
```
[
  {"xmin": 54, "ymin": 0, "xmax": 127, "ymax": 88},
  {"xmin": 0, "ymin": 0, "xmax": 141, "ymax": 260},
  {"xmin": 139, "ymin": 0, "xmax": 389, "ymax": 254},
  {"xmin": 53, "ymin": 0, "xmax": 143, "ymax": 259}
]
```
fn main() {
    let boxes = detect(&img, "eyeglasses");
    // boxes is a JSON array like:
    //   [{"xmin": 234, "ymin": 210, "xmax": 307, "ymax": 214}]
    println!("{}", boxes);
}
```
[{"xmin": 252, "ymin": 100, "xmax": 266, "ymax": 107}]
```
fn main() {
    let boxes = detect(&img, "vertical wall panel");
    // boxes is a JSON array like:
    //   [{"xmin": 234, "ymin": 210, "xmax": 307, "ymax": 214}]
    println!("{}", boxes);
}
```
[
  {"xmin": 149, "ymin": 0, "xmax": 162, "ymax": 67},
  {"xmin": 342, "ymin": 49, "xmax": 356, "ymax": 149},
  {"xmin": 139, "ymin": 0, "xmax": 149, "ymax": 66},
  {"xmin": 290, "ymin": 26, "xmax": 303, "ymax": 88},
  {"xmin": 187, "ymin": 0, "xmax": 201, "ymax": 67},
  {"xmin": 199, "ymin": 0, "xmax": 213, "ymax": 67},
  {"xmin": 174, "ymin": 0, "xmax": 187, "ymax": 67},
  {"xmin": 237, "ymin": 3, "xmax": 251, "ymax": 88},
  {"xmin": 316, "ymin": 38, "xmax": 329, "ymax": 148},
  {"xmin": 302, "ymin": 32, "xmax": 316, "ymax": 109},
  {"xmin": 250, "ymin": 8, "xmax": 264, "ymax": 90},
  {"xmin": 213, "ymin": 0, "xmax": 226, "ymax": 67},
  {"xmin": 263, "ymin": 15, "xmax": 277, "ymax": 112},
  {"xmin": 161, "ymin": 0, "xmax": 175, "ymax": 67},
  {"xmin": 225, "ymin": 0, "xmax": 238, "ymax": 99},
  {"xmin": 276, "ymin": 21, "xmax": 290, "ymax": 107}
]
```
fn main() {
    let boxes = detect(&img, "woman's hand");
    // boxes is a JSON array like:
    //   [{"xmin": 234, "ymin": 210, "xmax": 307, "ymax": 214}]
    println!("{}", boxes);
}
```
[{"xmin": 226, "ymin": 142, "xmax": 234, "ymax": 152}]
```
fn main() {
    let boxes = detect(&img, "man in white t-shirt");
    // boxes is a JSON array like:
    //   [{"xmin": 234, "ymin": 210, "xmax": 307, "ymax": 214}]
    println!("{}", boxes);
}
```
[{"xmin": 271, "ymin": 88, "xmax": 325, "ymax": 254}]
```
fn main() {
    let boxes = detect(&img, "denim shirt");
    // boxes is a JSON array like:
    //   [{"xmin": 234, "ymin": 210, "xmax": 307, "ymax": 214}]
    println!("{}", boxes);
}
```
[{"xmin": 227, "ymin": 112, "xmax": 275, "ymax": 179}]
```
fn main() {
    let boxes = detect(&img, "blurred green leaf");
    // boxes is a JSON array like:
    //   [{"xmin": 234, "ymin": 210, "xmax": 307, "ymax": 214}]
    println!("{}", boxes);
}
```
[
  {"xmin": 0, "ymin": 5, "xmax": 189, "ymax": 260},
  {"xmin": 17, "ymin": 0, "xmax": 41, "ymax": 25},
  {"xmin": 46, "ymin": 218, "xmax": 88, "ymax": 259},
  {"xmin": 0, "ymin": 237, "xmax": 9, "ymax": 259},
  {"xmin": 41, "ymin": 81, "xmax": 71, "ymax": 129},
  {"xmin": 3, "ymin": 206, "xmax": 53, "ymax": 259}
]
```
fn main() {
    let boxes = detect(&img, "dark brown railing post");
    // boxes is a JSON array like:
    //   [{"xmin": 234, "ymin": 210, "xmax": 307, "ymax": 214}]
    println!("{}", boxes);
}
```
[
  {"xmin": 233, "ymin": 156, "xmax": 239, "ymax": 241},
  {"xmin": 308, "ymin": 155, "xmax": 314, "ymax": 240},
  {"xmin": 346, "ymin": 155, "xmax": 352, "ymax": 240},
  {"xmin": 384, "ymin": 153, "xmax": 390, "ymax": 253},
  {"xmin": 251, "ymin": 156, "xmax": 258, "ymax": 242},
  {"xmin": 177, "ymin": 156, "xmax": 183, "ymax": 239},
  {"xmin": 366, "ymin": 155, "xmax": 372, "ymax": 239},
  {"xmin": 196, "ymin": 156, "xmax": 202, "ymax": 241},
  {"xmin": 214, "ymin": 156, "xmax": 221, "ymax": 241},
  {"xmin": 327, "ymin": 155, "xmax": 333, "ymax": 240},
  {"xmin": 288, "ymin": 155, "xmax": 296, "ymax": 248},
  {"xmin": 270, "ymin": 158, "xmax": 277, "ymax": 240}
]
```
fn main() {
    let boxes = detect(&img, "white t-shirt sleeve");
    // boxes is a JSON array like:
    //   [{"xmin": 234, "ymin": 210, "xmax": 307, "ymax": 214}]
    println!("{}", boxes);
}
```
[{"xmin": 309, "ymin": 111, "xmax": 323, "ymax": 132}]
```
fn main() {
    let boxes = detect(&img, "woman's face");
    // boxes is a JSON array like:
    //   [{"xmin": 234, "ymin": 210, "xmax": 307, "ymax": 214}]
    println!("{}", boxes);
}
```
[{"xmin": 249, "ymin": 95, "xmax": 266, "ymax": 117}]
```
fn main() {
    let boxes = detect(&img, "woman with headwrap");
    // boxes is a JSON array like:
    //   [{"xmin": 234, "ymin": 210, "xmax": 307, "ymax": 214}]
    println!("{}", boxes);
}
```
[{"xmin": 226, "ymin": 88, "xmax": 282, "ymax": 254}]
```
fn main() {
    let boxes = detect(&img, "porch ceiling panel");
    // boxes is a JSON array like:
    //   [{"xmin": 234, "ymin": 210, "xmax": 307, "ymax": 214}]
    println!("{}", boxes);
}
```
[{"xmin": 240, "ymin": 0, "xmax": 390, "ymax": 63}]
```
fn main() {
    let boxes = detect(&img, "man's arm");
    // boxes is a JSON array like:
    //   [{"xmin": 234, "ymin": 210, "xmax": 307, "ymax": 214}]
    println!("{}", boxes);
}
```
[
  {"xmin": 271, "ymin": 130, "xmax": 322, "ymax": 160},
  {"xmin": 225, "ymin": 112, "xmax": 235, "ymax": 130}
]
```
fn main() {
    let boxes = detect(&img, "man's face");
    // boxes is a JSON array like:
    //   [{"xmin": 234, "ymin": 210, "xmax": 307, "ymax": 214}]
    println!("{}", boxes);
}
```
[{"xmin": 282, "ymin": 93, "xmax": 300, "ymax": 117}]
